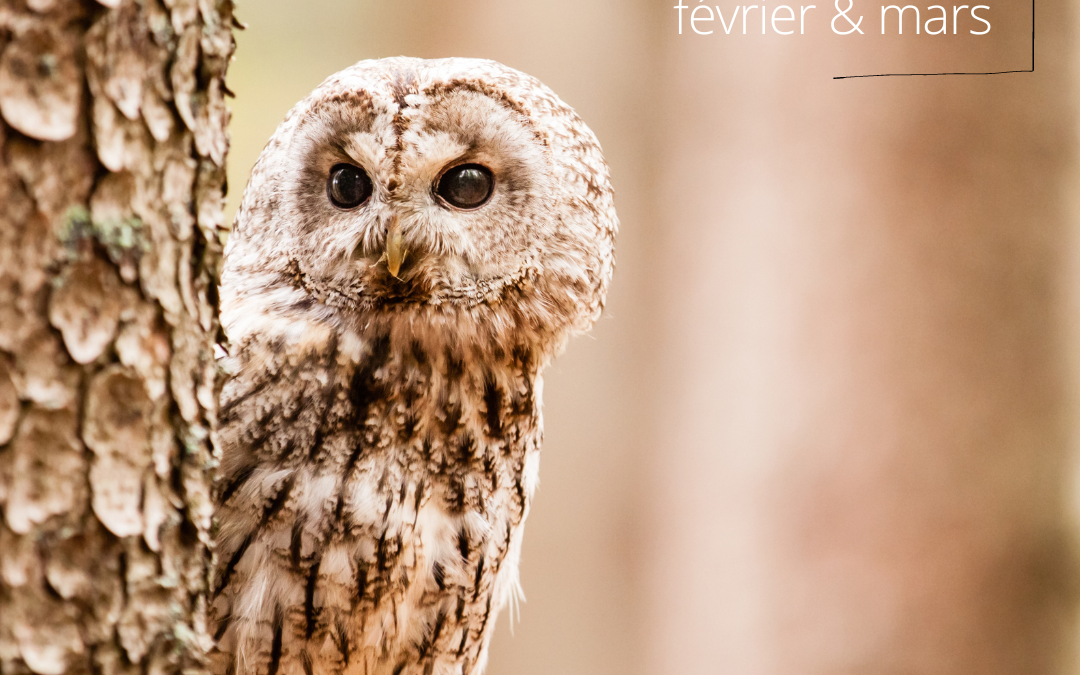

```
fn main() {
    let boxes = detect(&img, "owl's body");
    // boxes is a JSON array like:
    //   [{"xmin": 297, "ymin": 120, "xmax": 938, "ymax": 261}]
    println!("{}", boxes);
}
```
[{"xmin": 212, "ymin": 58, "xmax": 615, "ymax": 675}]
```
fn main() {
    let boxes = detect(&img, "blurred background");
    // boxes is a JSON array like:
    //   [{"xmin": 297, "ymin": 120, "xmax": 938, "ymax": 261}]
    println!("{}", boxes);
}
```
[{"xmin": 226, "ymin": 1, "xmax": 1078, "ymax": 673}]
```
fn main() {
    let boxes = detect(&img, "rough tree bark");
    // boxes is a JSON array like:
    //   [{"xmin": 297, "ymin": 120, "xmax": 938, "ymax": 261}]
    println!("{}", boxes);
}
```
[{"xmin": 0, "ymin": 1, "xmax": 233, "ymax": 673}]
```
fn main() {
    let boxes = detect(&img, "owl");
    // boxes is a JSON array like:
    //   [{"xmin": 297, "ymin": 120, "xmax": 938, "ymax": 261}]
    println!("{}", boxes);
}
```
[{"xmin": 211, "ymin": 57, "xmax": 617, "ymax": 675}]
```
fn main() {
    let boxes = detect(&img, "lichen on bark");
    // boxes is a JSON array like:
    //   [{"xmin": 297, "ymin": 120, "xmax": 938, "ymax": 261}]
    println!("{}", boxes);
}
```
[{"xmin": 0, "ymin": 0, "xmax": 234, "ymax": 673}]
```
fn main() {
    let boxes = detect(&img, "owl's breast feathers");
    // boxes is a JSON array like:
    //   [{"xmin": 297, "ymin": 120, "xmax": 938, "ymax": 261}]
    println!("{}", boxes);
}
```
[{"xmin": 211, "ymin": 329, "xmax": 541, "ymax": 675}]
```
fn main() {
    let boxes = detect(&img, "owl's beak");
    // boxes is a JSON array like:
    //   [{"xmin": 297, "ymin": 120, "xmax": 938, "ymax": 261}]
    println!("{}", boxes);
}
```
[{"xmin": 380, "ymin": 217, "xmax": 407, "ymax": 279}]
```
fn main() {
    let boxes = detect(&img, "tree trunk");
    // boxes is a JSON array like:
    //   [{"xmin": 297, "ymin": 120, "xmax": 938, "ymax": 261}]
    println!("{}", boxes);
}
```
[{"xmin": 0, "ymin": 1, "xmax": 232, "ymax": 673}]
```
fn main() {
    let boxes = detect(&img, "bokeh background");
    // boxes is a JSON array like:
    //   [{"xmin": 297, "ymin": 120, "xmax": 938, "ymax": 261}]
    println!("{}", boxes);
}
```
[{"xmin": 225, "ymin": 2, "xmax": 1078, "ymax": 673}]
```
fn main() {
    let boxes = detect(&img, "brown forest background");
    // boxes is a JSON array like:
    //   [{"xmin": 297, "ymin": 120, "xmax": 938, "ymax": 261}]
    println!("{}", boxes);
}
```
[{"xmin": 226, "ymin": 2, "xmax": 1078, "ymax": 674}]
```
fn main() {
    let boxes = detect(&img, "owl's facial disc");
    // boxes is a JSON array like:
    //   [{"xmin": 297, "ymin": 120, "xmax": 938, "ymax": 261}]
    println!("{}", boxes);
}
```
[
  {"xmin": 224, "ymin": 58, "xmax": 616, "ymax": 350},
  {"xmin": 273, "ymin": 70, "xmax": 578, "ymax": 315},
  {"xmin": 324, "ymin": 153, "xmax": 531, "ymax": 303}
]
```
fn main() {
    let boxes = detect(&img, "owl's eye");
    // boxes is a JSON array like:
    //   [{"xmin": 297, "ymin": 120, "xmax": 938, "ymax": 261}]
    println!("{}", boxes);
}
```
[
  {"xmin": 436, "ymin": 164, "xmax": 494, "ymax": 210},
  {"xmin": 328, "ymin": 164, "xmax": 372, "ymax": 209}
]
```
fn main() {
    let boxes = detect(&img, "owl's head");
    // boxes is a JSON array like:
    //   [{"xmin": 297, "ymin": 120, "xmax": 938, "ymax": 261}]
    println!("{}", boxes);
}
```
[{"xmin": 221, "ymin": 57, "xmax": 616, "ymax": 362}]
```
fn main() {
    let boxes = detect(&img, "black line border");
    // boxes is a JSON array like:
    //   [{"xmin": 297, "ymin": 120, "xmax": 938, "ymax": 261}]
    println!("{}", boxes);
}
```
[{"xmin": 833, "ymin": 0, "xmax": 1033, "ymax": 79}]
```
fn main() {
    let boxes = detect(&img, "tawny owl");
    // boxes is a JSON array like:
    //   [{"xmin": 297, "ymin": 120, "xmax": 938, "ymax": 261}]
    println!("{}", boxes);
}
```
[{"xmin": 211, "ymin": 57, "xmax": 616, "ymax": 675}]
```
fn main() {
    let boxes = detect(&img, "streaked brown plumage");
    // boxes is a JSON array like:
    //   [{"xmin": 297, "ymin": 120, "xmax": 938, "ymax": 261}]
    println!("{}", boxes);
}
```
[{"xmin": 211, "ymin": 57, "xmax": 616, "ymax": 675}]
